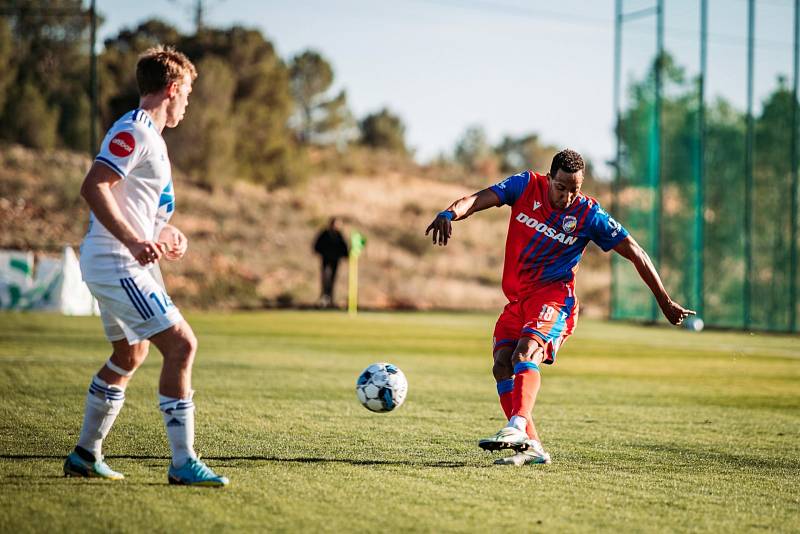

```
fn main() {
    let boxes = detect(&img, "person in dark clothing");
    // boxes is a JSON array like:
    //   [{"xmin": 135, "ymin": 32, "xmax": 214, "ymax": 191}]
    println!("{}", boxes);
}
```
[{"xmin": 313, "ymin": 217, "xmax": 349, "ymax": 308}]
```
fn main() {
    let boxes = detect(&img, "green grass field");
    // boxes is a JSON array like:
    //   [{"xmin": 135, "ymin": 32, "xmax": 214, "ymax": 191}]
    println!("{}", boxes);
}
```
[{"xmin": 0, "ymin": 311, "xmax": 798, "ymax": 533}]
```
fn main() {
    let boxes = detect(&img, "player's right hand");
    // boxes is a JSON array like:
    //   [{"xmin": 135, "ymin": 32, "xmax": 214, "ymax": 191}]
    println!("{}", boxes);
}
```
[
  {"xmin": 659, "ymin": 299, "xmax": 696, "ymax": 326},
  {"xmin": 127, "ymin": 240, "xmax": 166, "ymax": 266},
  {"xmin": 158, "ymin": 225, "xmax": 188, "ymax": 261},
  {"xmin": 425, "ymin": 212, "xmax": 453, "ymax": 246}
]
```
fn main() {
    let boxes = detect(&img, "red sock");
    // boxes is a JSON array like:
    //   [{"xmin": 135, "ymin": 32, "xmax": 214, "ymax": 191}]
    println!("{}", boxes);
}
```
[
  {"xmin": 499, "ymin": 391, "xmax": 513, "ymax": 419},
  {"xmin": 500, "ymin": 376, "xmax": 538, "ymax": 440},
  {"xmin": 511, "ymin": 362, "xmax": 541, "ymax": 423},
  {"xmin": 496, "ymin": 378, "xmax": 514, "ymax": 419}
]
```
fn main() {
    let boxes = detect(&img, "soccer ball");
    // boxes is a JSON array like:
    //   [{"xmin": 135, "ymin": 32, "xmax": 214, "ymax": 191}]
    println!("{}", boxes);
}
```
[
  {"xmin": 355, "ymin": 363, "xmax": 408, "ymax": 413},
  {"xmin": 684, "ymin": 316, "xmax": 704, "ymax": 332}
]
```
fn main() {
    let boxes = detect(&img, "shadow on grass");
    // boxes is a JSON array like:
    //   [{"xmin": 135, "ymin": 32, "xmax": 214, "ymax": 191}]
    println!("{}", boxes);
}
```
[
  {"xmin": 0, "ymin": 454, "xmax": 476, "ymax": 469},
  {"xmin": 624, "ymin": 443, "xmax": 800, "ymax": 471}
]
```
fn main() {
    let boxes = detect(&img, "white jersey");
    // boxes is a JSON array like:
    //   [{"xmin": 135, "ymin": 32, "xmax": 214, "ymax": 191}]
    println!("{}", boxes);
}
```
[{"xmin": 80, "ymin": 109, "xmax": 175, "ymax": 282}]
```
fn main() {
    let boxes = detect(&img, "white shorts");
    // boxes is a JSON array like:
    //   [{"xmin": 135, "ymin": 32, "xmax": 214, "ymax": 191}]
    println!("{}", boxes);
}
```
[{"xmin": 86, "ymin": 267, "xmax": 183, "ymax": 344}]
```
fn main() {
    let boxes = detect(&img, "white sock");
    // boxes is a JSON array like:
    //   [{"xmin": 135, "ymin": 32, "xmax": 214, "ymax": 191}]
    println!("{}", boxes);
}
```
[
  {"xmin": 159, "ymin": 393, "xmax": 197, "ymax": 468},
  {"xmin": 76, "ymin": 375, "xmax": 125, "ymax": 460},
  {"xmin": 507, "ymin": 415, "xmax": 527, "ymax": 432}
]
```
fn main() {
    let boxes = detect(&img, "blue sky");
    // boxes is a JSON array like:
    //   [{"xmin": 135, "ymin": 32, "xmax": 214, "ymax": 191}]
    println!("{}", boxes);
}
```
[{"xmin": 95, "ymin": 0, "xmax": 797, "ymax": 176}]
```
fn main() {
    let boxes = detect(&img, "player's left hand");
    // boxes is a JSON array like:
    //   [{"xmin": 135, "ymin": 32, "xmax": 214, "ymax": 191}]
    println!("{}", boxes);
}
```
[
  {"xmin": 158, "ymin": 224, "xmax": 188, "ymax": 261},
  {"xmin": 660, "ymin": 299, "xmax": 696, "ymax": 326},
  {"xmin": 425, "ymin": 212, "xmax": 453, "ymax": 246}
]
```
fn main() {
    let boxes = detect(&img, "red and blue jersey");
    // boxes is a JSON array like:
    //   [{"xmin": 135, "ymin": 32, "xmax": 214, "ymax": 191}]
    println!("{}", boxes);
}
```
[{"xmin": 489, "ymin": 170, "xmax": 628, "ymax": 300}]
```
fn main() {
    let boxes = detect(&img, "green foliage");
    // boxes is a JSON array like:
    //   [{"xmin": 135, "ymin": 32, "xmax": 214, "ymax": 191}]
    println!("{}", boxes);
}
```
[
  {"xmin": 1, "ymin": 312, "xmax": 799, "ymax": 531},
  {"xmin": 3, "ymin": 81, "xmax": 59, "ymax": 149},
  {"xmin": 166, "ymin": 55, "xmax": 237, "ymax": 188},
  {"xmin": 448, "ymin": 126, "xmax": 607, "ymax": 197},
  {"xmin": 616, "ymin": 51, "xmax": 799, "ymax": 331},
  {"xmin": 291, "ymin": 50, "xmax": 333, "ymax": 103},
  {"xmin": 99, "ymin": 21, "xmax": 304, "ymax": 189},
  {"xmin": 0, "ymin": 11, "xmax": 310, "ymax": 188},
  {"xmin": 495, "ymin": 132, "xmax": 555, "ymax": 174},
  {"xmin": 359, "ymin": 107, "xmax": 407, "ymax": 153},
  {"xmin": 752, "ymin": 80, "xmax": 795, "ymax": 327},
  {"xmin": 0, "ymin": 19, "xmax": 15, "ymax": 113},
  {"xmin": 99, "ymin": 19, "xmax": 183, "ymax": 122},
  {"xmin": 57, "ymin": 91, "xmax": 91, "ymax": 152},
  {"xmin": 288, "ymin": 50, "xmax": 355, "ymax": 146},
  {"xmin": 453, "ymin": 124, "xmax": 495, "ymax": 172},
  {"xmin": 194, "ymin": 27, "xmax": 301, "ymax": 188},
  {"xmin": 0, "ymin": 0, "xmax": 90, "ymax": 150}
]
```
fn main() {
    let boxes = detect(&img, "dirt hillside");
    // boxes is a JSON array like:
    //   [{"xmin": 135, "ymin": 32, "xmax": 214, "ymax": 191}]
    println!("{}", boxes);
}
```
[{"xmin": 0, "ymin": 144, "xmax": 611, "ymax": 316}]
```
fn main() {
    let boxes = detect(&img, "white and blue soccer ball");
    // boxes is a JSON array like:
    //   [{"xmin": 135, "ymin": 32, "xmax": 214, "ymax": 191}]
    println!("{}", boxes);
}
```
[
  {"xmin": 355, "ymin": 363, "xmax": 408, "ymax": 413},
  {"xmin": 684, "ymin": 316, "xmax": 705, "ymax": 332}
]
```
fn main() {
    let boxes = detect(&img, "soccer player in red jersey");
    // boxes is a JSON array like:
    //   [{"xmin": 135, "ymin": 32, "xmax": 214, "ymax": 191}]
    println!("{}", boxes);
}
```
[{"xmin": 425, "ymin": 149, "xmax": 694, "ymax": 465}]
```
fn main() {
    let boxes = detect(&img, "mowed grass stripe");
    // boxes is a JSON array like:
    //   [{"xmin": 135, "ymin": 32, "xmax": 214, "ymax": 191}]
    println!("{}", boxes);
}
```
[{"xmin": 0, "ymin": 311, "xmax": 798, "ymax": 533}]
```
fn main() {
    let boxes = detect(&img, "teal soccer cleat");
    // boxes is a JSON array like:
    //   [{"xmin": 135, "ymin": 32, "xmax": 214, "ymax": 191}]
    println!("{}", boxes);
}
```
[
  {"xmin": 168, "ymin": 457, "xmax": 229, "ymax": 487},
  {"xmin": 63, "ymin": 451, "xmax": 125, "ymax": 480},
  {"xmin": 478, "ymin": 426, "xmax": 530, "ymax": 452}
]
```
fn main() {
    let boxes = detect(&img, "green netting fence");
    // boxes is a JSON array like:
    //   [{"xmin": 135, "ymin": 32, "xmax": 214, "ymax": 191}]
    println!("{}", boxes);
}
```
[{"xmin": 612, "ymin": 0, "xmax": 799, "ymax": 332}]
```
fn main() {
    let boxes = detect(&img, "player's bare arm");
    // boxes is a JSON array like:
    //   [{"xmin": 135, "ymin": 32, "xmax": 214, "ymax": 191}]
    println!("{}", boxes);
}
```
[
  {"xmin": 613, "ymin": 235, "xmax": 695, "ymax": 325},
  {"xmin": 425, "ymin": 188, "xmax": 501, "ymax": 246},
  {"xmin": 158, "ymin": 224, "xmax": 188, "ymax": 261},
  {"xmin": 80, "ymin": 161, "xmax": 165, "ymax": 266}
]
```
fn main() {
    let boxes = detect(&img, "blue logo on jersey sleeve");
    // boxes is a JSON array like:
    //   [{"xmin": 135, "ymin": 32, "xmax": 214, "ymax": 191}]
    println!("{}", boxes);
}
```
[{"xmin": 159, "ymin": 180, "xmax": 175, "ymax": 213}]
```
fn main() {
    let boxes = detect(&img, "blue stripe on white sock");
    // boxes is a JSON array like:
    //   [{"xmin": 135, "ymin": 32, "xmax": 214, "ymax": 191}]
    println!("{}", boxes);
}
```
[
  {"xmin": 89, "ymin": 385, "xmax": 124, "ymax": 397},
  {"xmin": 89, "ymin": 386, "xmax": 125, "ymax": 400},
  {"xmin": 89, "ymin": 378, "xmax": 125, "ymax": 400},
  {"xmin": 159, "ymin": 399, "xmax": 194, "ymax": 412}
]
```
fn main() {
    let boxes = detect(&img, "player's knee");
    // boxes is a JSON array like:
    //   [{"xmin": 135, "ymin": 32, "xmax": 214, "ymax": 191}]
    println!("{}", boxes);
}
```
[
  {"xmin": 185, "ymin": 330, "xmax": 198, "ymax": 355},
  {"xmin": 152, "ymin": 323, "xmax": 197, "ymax": 367},
  {"xmin": 511, "ymin": 338, "xmax": 545, "ymax": 366},
  {"xmin": 169, "ymin": 331, "xmax": 197, "ymax": 366},
  {"xmin": 130, "ymin": 342, "xmax": 150, "ymax": 364},
  {"xmin": 123, "ymin": 346, "xmax": 148, "ymax": 373},
  {"xmin": 492, "ymin": 360, "xmax": 512, "ymax": 381},
  {"xmin": 170, "ymin": 332, "xmax": 197, "ymax": 365},
  {"xmin": 109, "ymin": 341, "xmax": 149, "ymax": 374},
  {"xmin": 492, "ymin": 350, "xmax": 514, "ymax": 381}
]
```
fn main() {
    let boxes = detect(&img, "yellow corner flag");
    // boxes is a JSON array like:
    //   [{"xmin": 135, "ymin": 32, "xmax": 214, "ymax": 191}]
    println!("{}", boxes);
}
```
[{"xmin": 348, "ymin": 231, "xmax": 367, "ymax": 316}]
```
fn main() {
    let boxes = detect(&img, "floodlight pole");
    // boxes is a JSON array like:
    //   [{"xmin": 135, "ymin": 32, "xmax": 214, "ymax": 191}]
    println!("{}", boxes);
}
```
[
  {"xmin": 649, "ymin": 0, "xmax": 664, "ymax": 323},
  {"xmin": 611, "ymin": 0, "xmax": 622, "ymax": 321},
  {"xmin": 791, "ymin": 0, "xmax": 799, "ymax": 332},
  {"xmin": 744, "ymin": 0, "xmax": 755, "ymax": 329},
  {"xmin": 693, "ymin": 0, "xmax": 707, "ymax": 320},
  {"xmin": 89, "ymin": 0, "xmax": 98, "ymax": 156},
  {"xmin": 616, "ymin": 1, "xmax": 661, "ymax": 324}
]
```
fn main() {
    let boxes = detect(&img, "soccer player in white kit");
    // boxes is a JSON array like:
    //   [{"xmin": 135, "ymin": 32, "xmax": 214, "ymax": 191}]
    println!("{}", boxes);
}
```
[{"xmin": 63, "ymin": 46, "xmax": 228, "ymax": 486}]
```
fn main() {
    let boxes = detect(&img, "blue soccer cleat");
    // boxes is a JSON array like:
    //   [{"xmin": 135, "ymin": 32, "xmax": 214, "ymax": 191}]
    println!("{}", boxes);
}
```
[
  {"xmin": 168, "ymin": 457, "xmax": 229, "ymax": 487},
  {"xmin": 63, "ymin": 451, "xmax": 125, "ymax": 480}
]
